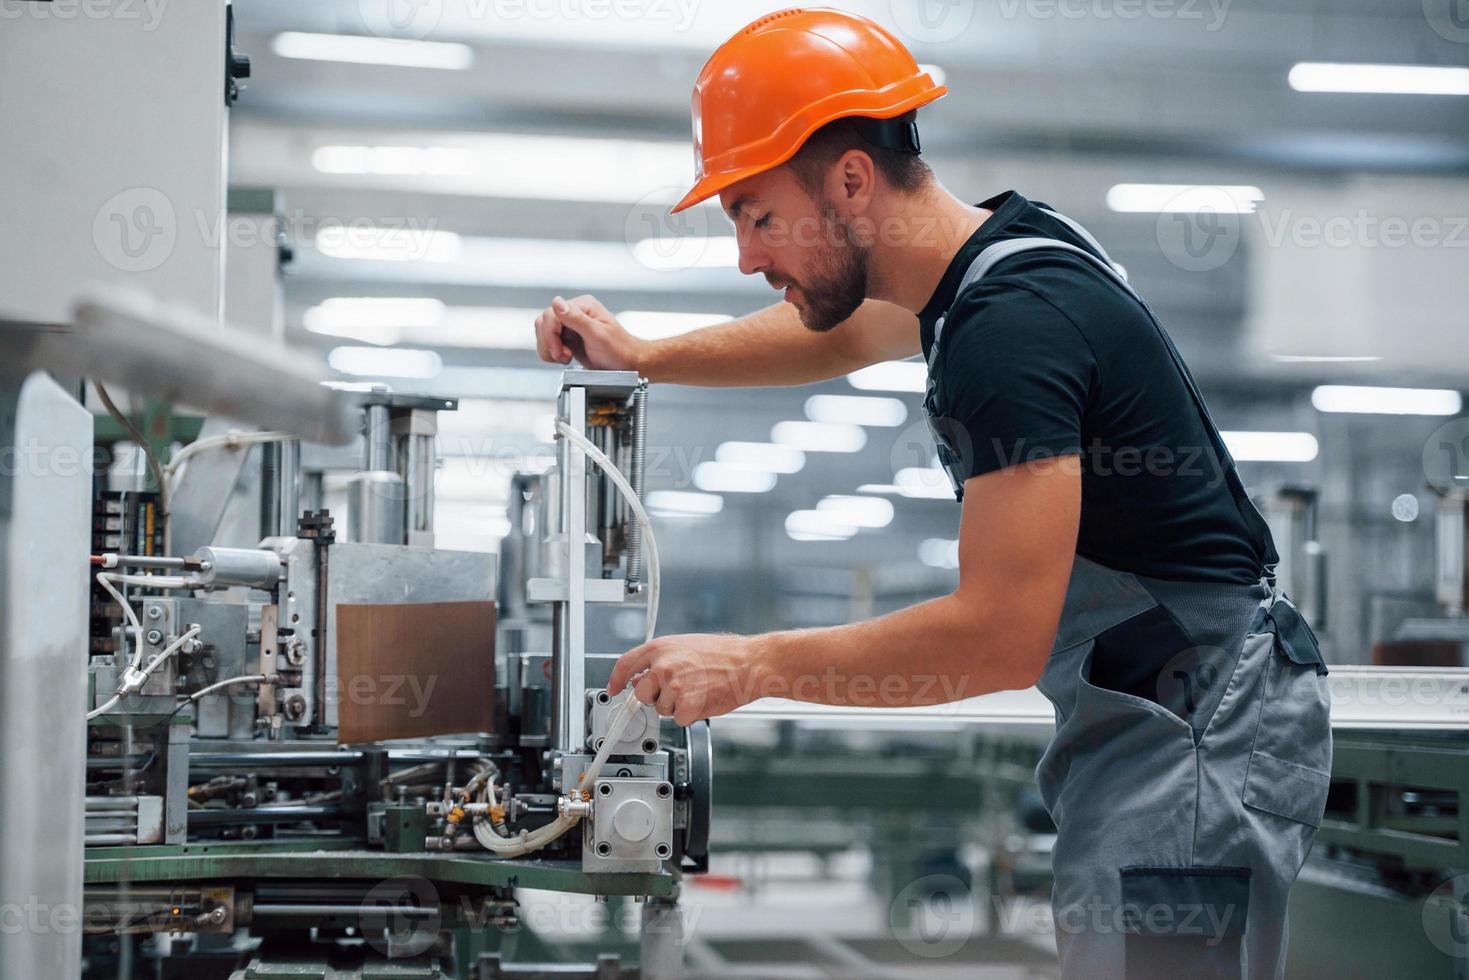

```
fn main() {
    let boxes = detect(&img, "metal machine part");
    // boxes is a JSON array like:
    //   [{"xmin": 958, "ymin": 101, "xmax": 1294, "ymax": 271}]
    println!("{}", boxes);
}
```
[
  {"xmin": 589, "ymin": 688, "xmax": 661, "ymax": 756},
  {"xmin": 71, "ymin": 371, "xmax": 703, "ymax": 980},
  {"xmin": 0, "ymin": 375, "xmax": 94, "ymax": 980},
  {"xmin": 195, "ymin": 546, "xmax": 283, "ymax": 590},
  {"xmin": 586, "ymin": 777, "xmax": 675, "ymax": 874},
  {"xmin": 84, "ymin": 796, "xmax": 163, "ymax": 847}
]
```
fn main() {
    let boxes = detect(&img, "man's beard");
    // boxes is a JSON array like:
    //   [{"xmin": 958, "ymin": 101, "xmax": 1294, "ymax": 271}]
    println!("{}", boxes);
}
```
[{"xmin": 793, "ymin": 204, "xmax": 869, "ymax": 333}]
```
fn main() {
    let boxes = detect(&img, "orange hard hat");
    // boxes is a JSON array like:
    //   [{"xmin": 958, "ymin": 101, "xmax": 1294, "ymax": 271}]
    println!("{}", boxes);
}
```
[{"xmin": 670, "ymin": 7, "xmax": 947, "ymax": 214}]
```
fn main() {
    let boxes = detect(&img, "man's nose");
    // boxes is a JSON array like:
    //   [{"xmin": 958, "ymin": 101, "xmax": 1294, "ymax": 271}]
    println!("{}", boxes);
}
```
[{"xmin": 736, "ymin": 236, "xmax": 768, "ymax": 278}]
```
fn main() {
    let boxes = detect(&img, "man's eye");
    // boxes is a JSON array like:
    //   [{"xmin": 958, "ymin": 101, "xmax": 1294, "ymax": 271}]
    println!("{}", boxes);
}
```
[{"xmin": 753, "ymin": 214, "xmax": 771, "ymax": 229}]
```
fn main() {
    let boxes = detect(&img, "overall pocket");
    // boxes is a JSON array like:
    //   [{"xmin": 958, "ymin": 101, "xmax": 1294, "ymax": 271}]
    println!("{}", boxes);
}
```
[{"xmin": 1241, "ymin": 601, "xmax": 1333, "ymax": 828}]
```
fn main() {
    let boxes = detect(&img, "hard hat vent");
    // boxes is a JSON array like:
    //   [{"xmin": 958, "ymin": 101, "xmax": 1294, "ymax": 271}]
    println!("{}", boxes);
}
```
[{"xmin": 740, "ymin": 8, "xmax": 804, "ymax": 36}]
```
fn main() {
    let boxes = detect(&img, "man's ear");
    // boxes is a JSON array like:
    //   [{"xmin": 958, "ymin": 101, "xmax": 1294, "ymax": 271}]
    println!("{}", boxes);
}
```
[{"xmin": 830, "ymin": 148, "xmax": 876, "ymax": 216}]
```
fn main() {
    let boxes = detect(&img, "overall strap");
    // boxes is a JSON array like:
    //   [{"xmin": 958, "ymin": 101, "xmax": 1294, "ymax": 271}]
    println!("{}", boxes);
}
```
[{"xmin": 926, "ymin": 211, "xmax": 1280, "ymax": 578}]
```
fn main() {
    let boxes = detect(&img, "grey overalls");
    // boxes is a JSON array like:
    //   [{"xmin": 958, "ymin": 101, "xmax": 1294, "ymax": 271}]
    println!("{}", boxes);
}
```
[{"xmin": 923, "ymin": 212, "xmax": 1333, "ymax": 979}]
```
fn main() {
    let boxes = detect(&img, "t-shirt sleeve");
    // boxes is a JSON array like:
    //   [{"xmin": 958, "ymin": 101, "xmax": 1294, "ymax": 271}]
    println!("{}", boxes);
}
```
[{"xmin": 932, "ymin": 283, "xmax": 1094, "ymax": 481}]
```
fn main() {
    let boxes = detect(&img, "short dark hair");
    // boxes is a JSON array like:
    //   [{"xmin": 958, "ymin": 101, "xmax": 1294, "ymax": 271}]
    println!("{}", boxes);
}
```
[{"xmin": 787, "ymin": 115, "xmax": 933, "ymax": 197}]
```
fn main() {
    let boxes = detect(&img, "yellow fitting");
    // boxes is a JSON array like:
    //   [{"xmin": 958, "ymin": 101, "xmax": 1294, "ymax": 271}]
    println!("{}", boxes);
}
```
[
  {"xmin": 445, "ymin": 805, "xmax": 465, "ymax": 826},
  {"xmin": 490, "ymin": 804, "xmax": 505, "ymax": 823}
]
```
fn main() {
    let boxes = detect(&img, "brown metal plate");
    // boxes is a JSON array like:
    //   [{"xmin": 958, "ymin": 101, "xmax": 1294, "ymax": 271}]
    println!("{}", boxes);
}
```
[{"xmin": 334, "ymin": 600, "xmax": 496, "ymax": 744}]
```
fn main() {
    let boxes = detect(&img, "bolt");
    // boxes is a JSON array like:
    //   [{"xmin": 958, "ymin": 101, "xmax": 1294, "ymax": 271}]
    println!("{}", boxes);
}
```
[
  {"xmin": 146, "ymin": 606, "xmax": 163, "ymax": 621},
  {"xmin": 284, "ymin": 695, "xmax": 306, "ymax": 721},
  {"xmin": 145, "ymin": 629, "xmax": 163, "ymax": 645}
]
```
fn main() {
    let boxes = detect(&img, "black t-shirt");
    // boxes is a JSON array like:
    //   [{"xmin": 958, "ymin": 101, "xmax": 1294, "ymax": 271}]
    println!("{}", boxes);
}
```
[{"xmin": 920, "ymin": 190, "xmax": 1267, "ymax": 585}]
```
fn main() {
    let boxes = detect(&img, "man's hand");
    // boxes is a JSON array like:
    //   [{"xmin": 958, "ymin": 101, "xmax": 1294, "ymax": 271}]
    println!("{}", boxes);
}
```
[
  {"xmin": 534, "ymin": 295, "xmax": 649, "ymax": 370},
  {"xmin": 607, "ymin": 633, "xmax": 763, "ymax": 727}
]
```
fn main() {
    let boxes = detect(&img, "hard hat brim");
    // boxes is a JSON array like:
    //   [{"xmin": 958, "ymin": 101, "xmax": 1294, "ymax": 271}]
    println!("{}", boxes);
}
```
[{"xmin": 669, "ymin": 83, "xmax": 947, "ymax": 215}]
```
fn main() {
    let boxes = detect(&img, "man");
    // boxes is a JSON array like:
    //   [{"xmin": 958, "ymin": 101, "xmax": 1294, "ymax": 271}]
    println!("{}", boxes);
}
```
[{"xmin": 533, "ymin": 9, "xmax": 1330, "ymax": 978}]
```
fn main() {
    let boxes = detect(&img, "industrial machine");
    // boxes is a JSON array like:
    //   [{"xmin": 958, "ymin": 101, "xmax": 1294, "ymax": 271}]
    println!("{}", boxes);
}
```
[{"xmin": 72, "ymin": 368, "xmax": 709, "ymax": 979}]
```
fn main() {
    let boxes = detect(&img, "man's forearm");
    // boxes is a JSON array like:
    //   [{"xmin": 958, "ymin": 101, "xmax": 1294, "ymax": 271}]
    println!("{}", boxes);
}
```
[
  {"xmin": 636, "ymin": 299, "xmax": 919, "ymax": 387},
  {"xmin": 635, "ymin": 302, "xmax": 859, "ymax": 387},
  {"xmin": 743, "ymin": 592, "xmax": 1048, "ymax": 708}
]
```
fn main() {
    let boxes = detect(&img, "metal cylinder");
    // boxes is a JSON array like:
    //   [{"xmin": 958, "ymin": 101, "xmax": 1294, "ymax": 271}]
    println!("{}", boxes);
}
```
[
  {"xmin": 365, "ymin": 404, "xmax": 392, "ymax": 472},
  {"xmin": 404, "ymin": 432, "xmax": 435, "ymax": 544},
  {"xmin": 260, "ymin": 439, "xmax": 303, "ymax": 539},
  {"xmin": 347, "ymin": 470, "xmax": 406, "ymax": 544},
  {"xmin": 196, "ymin": 546, "xmax": 283, "ymax": 590},
  {"xmin": 625, "ymin": 384, "xmax": 648, "ymax": 586}
]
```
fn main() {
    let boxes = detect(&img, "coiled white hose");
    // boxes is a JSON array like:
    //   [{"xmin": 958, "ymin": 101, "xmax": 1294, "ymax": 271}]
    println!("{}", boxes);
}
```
[{"xmin": 464, "ymin": 419, "xmax": 660, "ymax": 857}]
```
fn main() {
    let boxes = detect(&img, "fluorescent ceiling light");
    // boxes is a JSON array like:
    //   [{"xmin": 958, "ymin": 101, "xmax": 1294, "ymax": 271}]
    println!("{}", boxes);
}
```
[
  {"xmin": 895, "ymin": 467, "xmax": 954, "ymax": 499},
  {"xmin": 771, "ymin": 421, "xmax": 867, "ymax": 453},
  {"xmin": 817, "ymin": 494, "xmax": 894, "ymax": 529},
  {"xmin": 805, "ymin": 394, "xmax": 907, "ymax": 428},
  {"xmin": 1288, "ymin": 62, "xmax": 1469, "ymax": 96},
  {"xmin": 327, "ymin": 346, "xmax": 441, "ymax": 379},
  {"xmin": 919, "ymin": 538, "xmax": 960, "ymax": 569},
  {"xmin": 692, "ymin": 462, "xmax": 776, "ymax": 494},
  {"xmin": 1310, "ymin": 385, "xmax": 1462, "ymax": 416},
  {"xmin": 647, "ymin": 490, "xmax": 723, "ymax": 517},
  {"xmin": 1106, "ymin": 184, "xmax": 1264, "ymax": 214},
  {"xmin": 847, "ymin": 360, "xmax": 927, "ymax": 393},
  {"xmin": 715, "ymin": 442, "xmax": 805, "ymax": 475},
  {"xmin": 304, "ymin": 297, "xmax": 444, "ymax": 344},
  {"xmin": 313, "ymin": 145, "xmax": 473, "ymax": 176},
  {"xmin": 1271, "ymin": 354, "xmax": 1381, "ymax": 363},
  {"xmin": 314, "ymin": 228, "xmax": 461, "ymax": 263},
  {"xmin": 632, "ymin": 236, "xmax": 740, "ymax": 271},
  {"xmin": 786, "ymin": 510, "xmax": 857, "ymax": 542},
  {"xmin": 1220, "ymin": 431, "xmax": 1319, "ymax": 463},
  {"xmin": 855, "ymin": 483, "xmax": 902, "ymax": 495},
  {"xmin": 618, "ymin": 311, "xmax": 734, "ymax": 340},
  {"xmin": 273, "ymin": 32, "xmax": 474, "ymax": 70},
  {"xmin": 303, "ymin": 300, "xmax": 543, "ymax": 349},
  {"xmin": 307, "ymin": 132, "xmax": 696, "ymax": 205}
]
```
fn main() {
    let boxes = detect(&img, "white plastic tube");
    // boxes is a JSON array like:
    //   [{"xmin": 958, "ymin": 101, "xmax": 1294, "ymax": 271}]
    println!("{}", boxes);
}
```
[
  {"xmin": 553, "ymin": 419, "xmax": 660, "ymax": 645},
  {"xmin": 462, "ymin": 420, "xmax": 662, "ymax": 858},
  {"xmin": 165, "ymin": 429, "xmax": 293, "ymax": 493}
]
